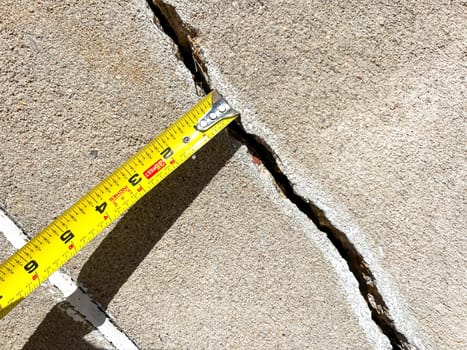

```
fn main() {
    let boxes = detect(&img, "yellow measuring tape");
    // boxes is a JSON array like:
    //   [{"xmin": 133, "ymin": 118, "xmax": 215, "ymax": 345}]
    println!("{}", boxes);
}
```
[{"xmin": 0, "ymin": 90, "xmax": 238, "ymax": 319}]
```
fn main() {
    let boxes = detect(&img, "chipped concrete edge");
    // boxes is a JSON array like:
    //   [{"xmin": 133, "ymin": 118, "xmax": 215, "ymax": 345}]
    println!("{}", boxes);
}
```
[
  {"xmin": 204, "ymin": 59, "xmax": 430, "ymax": 349},
  {"xmin": 234, "ymin": 132, "xmax": 392, "ymax": 349},
  {"xmin": 138, "ymin": 0, "xmax": 202, "ymax": 100},
  {"xmin": 139, "ymin": 0, "xmax": 419, "ymax": 346}
]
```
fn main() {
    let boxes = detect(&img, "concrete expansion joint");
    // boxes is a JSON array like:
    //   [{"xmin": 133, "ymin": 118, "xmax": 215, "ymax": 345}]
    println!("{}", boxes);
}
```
[{"xmin": 147, "ymin": 0, "xmax": 418, "ymax": 349}]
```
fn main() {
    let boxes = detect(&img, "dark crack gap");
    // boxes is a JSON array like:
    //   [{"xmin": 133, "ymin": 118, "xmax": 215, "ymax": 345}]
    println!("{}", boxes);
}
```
[
  {"xmin": 147, "ymin": 0, "xmax": 210, "ymax": 93},
  {"xmin": 147, "ymin": 1, "xmax": 415, "ymax": 349},
  {"xmin": 228, "ymin": 123, "xmax": 414, "ymax": 350}
]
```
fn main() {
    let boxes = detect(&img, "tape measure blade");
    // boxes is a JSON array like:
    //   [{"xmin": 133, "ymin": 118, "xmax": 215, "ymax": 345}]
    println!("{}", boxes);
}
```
[{"xmin": 0, "ymin": 90, "xmax": 238, "ymax": 319}]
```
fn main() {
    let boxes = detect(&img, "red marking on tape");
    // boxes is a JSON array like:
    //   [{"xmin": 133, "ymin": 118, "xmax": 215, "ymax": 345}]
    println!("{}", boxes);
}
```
[
  {"xmin": 170, "ymin": 159, "xmax": 176, "ymax": 165},
  {"xmin": 32, "ymin": 274, "xmax": 38, "ymax": 281},
  {"xmin": 137, "ymin": 187, "xmax": 143, "ymax": 192},
  {"xmin": 143, "ymin": 159, "xmax": 166, "ymax": 179},
  {"xmin": 68, "ymin": 244, "xmax": 74, "ymax": 250},
  {"xmin": 104, "ymin": 215, "xmax": 108, "ymax": 220},
  {"xmin": 109, "ymin": 186, "xmax": 131, "ymax": 207}
]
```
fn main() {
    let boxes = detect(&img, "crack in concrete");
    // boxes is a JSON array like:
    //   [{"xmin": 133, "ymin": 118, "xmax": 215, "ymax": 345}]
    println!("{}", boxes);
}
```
[
  {"xmin": 227, "ymin": 124, "xmax": 414, "ymax": 350},
  {"xmin": 147, "ymin": 1, "xmax": 417, "ymax": 349},
  {"xmin": 147, "ymin": 0, "xmax": 210, "ymax": 94}
]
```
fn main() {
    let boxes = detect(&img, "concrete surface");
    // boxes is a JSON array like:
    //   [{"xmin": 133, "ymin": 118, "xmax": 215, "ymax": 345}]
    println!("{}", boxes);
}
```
[
  {"xmin": 70, "ymin": 134, "xmax": 387, "ymax": 349},
  {"xmin": 0, "ymin": 234, "xmax": 114, "ymax": 350},
  {"xmin": 0, "ymin": 0, "xmax": 396, "ymax": 349},
  {"xmin": 161, "ymin": 1, "xmax": 467, "ymax": 349},
  {"xmin": 0, "ymin": 0, "xmax": 194, "ymax": 347},
  {"xmin": 0, "ymin": 0, "xmax": 197, "ymax": 238}
]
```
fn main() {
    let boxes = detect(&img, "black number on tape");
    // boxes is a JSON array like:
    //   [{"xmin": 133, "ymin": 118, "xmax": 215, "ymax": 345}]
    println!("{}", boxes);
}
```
[
  {"xmin": 95, "ymin": 202, "xmax": 107, "ymax": 214},
  {"xmin": 161, "ymin": 147, "xmax": 174, "ymax": 159},
  {"xmin": 24, "ymin": 260, "xmax": 38, "ymax": 274},
  {"xmin": 60, "ymin": 230, "xmax": 74, "ymax": 244},
  {"xmin": 128, "ymin": 174, "xmax": 142, "ymax": 186}
]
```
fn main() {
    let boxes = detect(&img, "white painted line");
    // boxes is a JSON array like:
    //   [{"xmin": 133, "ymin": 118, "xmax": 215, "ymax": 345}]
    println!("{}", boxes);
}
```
[
  {"xmin": 0, "ymin": 210, "xmax": 28, "ymax": 249},
  {"xmin": 0, "ymin": 209, "xmax": 139, "ymax": 350}
]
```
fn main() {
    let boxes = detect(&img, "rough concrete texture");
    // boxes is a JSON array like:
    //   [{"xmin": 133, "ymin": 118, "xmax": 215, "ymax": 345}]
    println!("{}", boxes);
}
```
[
  {"xmin": 0, "ymin": 0, "xmax": 197, "ymax": 238},
  {"xmin": 0, "ymin": 0, "xmax": 202, "ymax": 290},
  {"xmin": 0, "ymin": 235, "xmax": 114, "ymax": 350},
  {"xmin": 73, "ymin": 134, "xmax": 386, "ymax": 349},
  {"xmin": 160, "ymin": 1, "xmax": 467, "ymax": 349},
  {"xmin": 0, "ymin": 1, "xmax": 394, "ymax": 350}
]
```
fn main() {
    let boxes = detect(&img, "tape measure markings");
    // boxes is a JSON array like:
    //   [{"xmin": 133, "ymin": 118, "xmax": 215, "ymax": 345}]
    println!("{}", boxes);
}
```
[
  {"xmin": 0, "ymin": 90, "xmax": 238, "ymax": 318},
  {"xmin": 0, "ymin": 209, "xmax": 139, "ymax": 349}
]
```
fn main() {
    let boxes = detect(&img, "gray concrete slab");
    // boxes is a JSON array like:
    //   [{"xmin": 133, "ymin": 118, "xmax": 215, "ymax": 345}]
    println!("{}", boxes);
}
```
[
  {"xmin": 0, "ymin": 234, "xmax": 114, "ymax": 350},
  {"xmin": 0, "ymin": 0, "xmax": 197, "ymax": 238},
  {"xmin": 0, "ymin": 1, "xmax": 390, "ymax": 349},
  {"xmin": 160, "ymin": 1, "xmax": 467, "ymax": 349},
  {"xmin": 75, "ymin": 136, "xmax": 386, "ymax": 349},
  {"xmin": 0, "ymin": 0, "xmax": 199, "ymax": 285},
  {"xmin": 0, "ymin": 0, "xmax": 194, "ymax": 347}
]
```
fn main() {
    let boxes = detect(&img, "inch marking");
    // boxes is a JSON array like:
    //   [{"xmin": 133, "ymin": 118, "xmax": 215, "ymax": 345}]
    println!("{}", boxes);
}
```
[{"xmin": 0, "ymin": 90, "xmax": 238, "ymax": 319}]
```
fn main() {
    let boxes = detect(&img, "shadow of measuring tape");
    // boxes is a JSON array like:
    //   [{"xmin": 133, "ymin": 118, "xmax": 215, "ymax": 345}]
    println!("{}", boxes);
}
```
[{"xmin": 22, "ymin": 130, "xmax": 240, "ymax": 349}]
